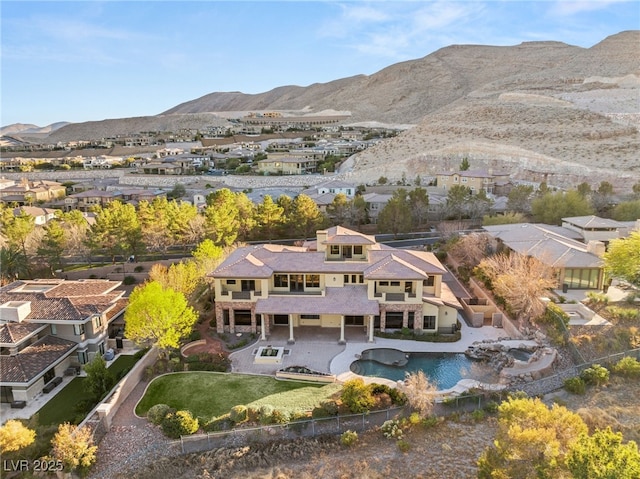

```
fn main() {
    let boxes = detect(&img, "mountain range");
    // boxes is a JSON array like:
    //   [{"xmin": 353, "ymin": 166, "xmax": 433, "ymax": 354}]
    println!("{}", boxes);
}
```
[{"xmin": 4, "ymin": 30, "xmax": 639, "ymax": 188}]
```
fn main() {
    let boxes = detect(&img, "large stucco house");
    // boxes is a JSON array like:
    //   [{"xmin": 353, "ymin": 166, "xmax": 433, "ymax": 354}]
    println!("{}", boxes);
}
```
[
  {"xmin": 210, "ymin": 226, "xmax": 461, "ymax": 344},
  {"xmin": 0, "ymin": 279, "xmax": 127, "ymax": 405}
]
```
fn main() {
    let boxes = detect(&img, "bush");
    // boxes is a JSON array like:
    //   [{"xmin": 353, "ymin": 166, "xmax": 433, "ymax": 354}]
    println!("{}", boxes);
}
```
[
  {"xmin": 422, "ymin": 415, "xmax": 440, "ymax": 428},
  {"xmin": 581, "ymin": 364, "xmax": 610, "ymax": 386},
  {"xmin": 341, "ymin": 379, "xmax": 375, "ymax": 413},
  {"xmin": 133, "ymin": 348, "xmax": 150, "ymax": 360},
  {"xmin": 612, "ymin": 356, "xmax": 640, "ymax": 377},
  {"xmin": 147, "ymin": 404, "xmax": 173, "ymax": 425},
  {"xmin": 134, "ymin": 265, "xmax": 144, "ymax": 273},
  {"xmin": 271, "ymin": 409, "xmax": 290, "ymax": 424},
  {"xmin": 161, "ymin": 410, "xmax": 199, "ymax": 438},
  {"xmin": 320, "ymin": 400, "xmax": 339, "ymax": 416},
  {"xmin": 408, "ymin": 412, "xmax": 422, "ymax": 426},
  {"xmin": 189, "ymin": 330, "xmax": 202, "ymax": 342},
  {"xmin": 204, "ymin": 414, "xmax": 232, "ymax": 432},
  {"xmin": 397, "ymin": 439, "xmax": 411, "ymax": 452},
  {"xmin": 311, "ymin": 406, "xmax": 329, "ymax": 419},
  {"xmin": 564, "ymin": 377, "xmax": 586, "ymax": 395},
  {"xmin": 229, "ymin": 405, "xmax": 248, "ymax": 424},
  {"xmin": 381, "ymin": 419, "xmax": 403, "ymax": 440},
  {"xmin": 123, "ymin": 275, "xmax": 137, "ymax": 285},
  {"xmin": 340, "ymin": 430, "xmax": 358, "ymax": 447},
  {"xmin": 259, "ymin": 405, "xmax": 275, "ymax": 425},
  {"xmin": 483, "ymin": 401, "xmax": 500, "ymax": 413}
]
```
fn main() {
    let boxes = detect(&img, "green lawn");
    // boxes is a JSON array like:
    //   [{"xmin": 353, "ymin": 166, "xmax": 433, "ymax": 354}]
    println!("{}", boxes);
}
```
[
  {"xmin": 35, "ymin": 354, "xmax": 141, "ymax": 426},
  {"xmin": 135, "ymin": 372, "xmax": 339, "ymax": 420}
]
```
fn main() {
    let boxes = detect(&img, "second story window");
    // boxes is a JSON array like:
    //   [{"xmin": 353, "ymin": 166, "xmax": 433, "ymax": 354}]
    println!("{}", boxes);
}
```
[
  {"xmin": 274, "ymin": 274, "xmax": 288, "ymax": 288},
  {"xmin": 354, "ymin": 245, "xmax": 363, "ymax": 255},
  {"xmin": 330, "ymin": 245, "xmax": 340, "ymax": 255},
  {"xmin": 305, "ymin": 275, "xmax": 320, "ymax": 288},
  {"xmin": 73, "ymin": 324, "xmax": 85, "ymax": 336}
]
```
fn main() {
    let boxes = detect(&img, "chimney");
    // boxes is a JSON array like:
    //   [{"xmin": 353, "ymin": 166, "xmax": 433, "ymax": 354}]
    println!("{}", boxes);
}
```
[
  {"xmin": 0, "ymin": 301, "xmax": 31, "ymax": 322},
  {"xmin": 586, "ymin": 240, "xmax": 606, "ymax": 257},
  {"xmin": 316, "ymin": 230, "xmax": 328, "ymax": 252}
]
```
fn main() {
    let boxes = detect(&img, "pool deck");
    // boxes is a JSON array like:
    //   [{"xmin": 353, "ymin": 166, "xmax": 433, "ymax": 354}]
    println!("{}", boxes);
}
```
[{"xmin": 229, "ymin": 315, "xmax": 507, "ymax": 389}]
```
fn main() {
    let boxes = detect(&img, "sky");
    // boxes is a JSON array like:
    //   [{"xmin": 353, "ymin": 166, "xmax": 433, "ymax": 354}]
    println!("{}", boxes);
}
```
[{"xmin": 2, "ymin": 0, "xmax": 638, "ymax": 127}]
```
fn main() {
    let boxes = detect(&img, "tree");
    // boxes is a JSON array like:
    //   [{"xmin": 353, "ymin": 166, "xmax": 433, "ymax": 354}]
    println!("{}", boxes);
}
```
[
  {"xmin": 83, "ymin": 356, "xmax": 115, "ymax": 402},
  {"xmin": 124, "ymin": 281, "xmax": 198, "ymax": 354},
  {"xmin": 401, "ymin": 371, "xmax": 437, "ymax": 417},
  {"xmin": 289, "ymin": 194, "xmax": 326, "ymax": 239},
  {"xmin": 531, "ymin": 190, "xmax": 593, "ymax": 225},
  {"xmin": 204, "ymin": 188, "xmax": 239, "ymax": 247},
  {"xmin": 377, "ymin": 189, "xmax": 412, "ymax": 236},
  {"xmin": 348, "ymin": 195, "xmax": 368, "ymax": 228},
  {"xmin": 445, "ymin": 185, "xmax": 472, "ymax": 220},
  {"xmin": 566, "ymin": 427, "xmax": 640, "ymax": 479},
  {"xmin": 326, "ymin": 193, "xmax": 350, "ymax": 225},
  {"xmin": 0, "ymin": 246, "xmax": 29, "ymax": 284},
  {"xmin": 591, "ymin": 181, "xmax": 615, "ymax": 216},
  {"xmin": 459, "ymin": 157, "xmax": 470, "ymax": 171},
  {"xmin": 408, "ymin": 187, "xmax": 429, "ymax": 228},
  {"xmin": 576, "ymin": 182, "xmax": 592, "ymax": 198},
  {"xmin": 51, "ymin": 423, "xmax": 97, "ymax": 473},
  {"xmin": 467, "ymin": 189, "xmax": 494, "ymax": 220},
  {"xmin": 449, "ymin": 233, "xmax": 494, "ymax": 269},
  {"xmin": 1, "ymin": 209, "xmax": 35, "ymax": 274},
  {"xmin": 603, "ymin": 232, "xmax": 640, "ymax": 286},
  {"xmin": 612, "ymin": 200, "xmax": 640, "ymax": 221},
  {"xmin": 37, "ymin": 220, "xmax": 67, "ymax": 272},
  {"xmin": 234, "ymin": 191, "xmax": 256, "ymax": 242},
  {"xmin": 191, "ymin": 238, "xmax": 224, "ymax": 274},
  {"xmin": 507, "ymin": 184, "xmax": 534, "ymax": 214},
  {"xmin": 255, "ymin": 195, "xmax": 284, "ymax": 241},
  {"xmin": 476, "ymin": 252, "xmax": 556, "ymax": 323},
  {"xmin": 89, "ymin": 202, "xmax": 143, "ymax": 263},
  {"xmin": 478, "ymin": 397, "xmax": 588, "ymax": 479},
  {"xmin": 483, "ymin": 212, "xmax": 528, "ymax": 225},
  {"xmin": 149, "ymin": 260, "xmax": 203, "ymax": 300},
  {"xmin": 0, "ymin": 420, "xmax": 36, "ymax": 452}
]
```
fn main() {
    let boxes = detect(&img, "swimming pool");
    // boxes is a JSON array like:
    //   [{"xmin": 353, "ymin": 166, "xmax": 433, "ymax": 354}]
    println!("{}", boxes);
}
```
[{"xmin": 350, "ymin": 348, "xmax": 499, "ymax": 389}]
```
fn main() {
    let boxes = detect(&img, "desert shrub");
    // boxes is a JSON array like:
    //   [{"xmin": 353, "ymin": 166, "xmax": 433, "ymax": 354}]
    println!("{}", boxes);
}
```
[
  {"xmin": 564, "ymin": 377, "xmax": 586, "ymax": 395},
  {"xmin": 259, "ymin": 405, "xmax": 275, "ymax": 425},
  {"xmin": 581, "ymin": 364, "xmax": 610, "ymax": 386},
  {"xmin": 422, "ymin": 415, "xmax": 440, "ymax": 428},
  {"xmin": 381, "ymin": 419, "xmax": 403, "ymax": 440},
  {"xmin": 607, "ymin": 306, "xmax": 640, "ymax": 322},
  {"xmin": 483, "ymin": 401, "xmax": 500, "ymax": 413},
  {"xmin": 320, "ymin": 400, "xmax": 339, "ymax": 416},
  {"xmin": 611, "ymin": 356, "xmax": 640, "ymax": 377},
  {"xmin": 147, "ymin": 404, "xmax": 173, "ymax": 425},
  {"xmin": 397, "ymin": 439, "xmax": 411, "ymax": 452},
  {"xmin": 229, "ymin": 405, "xmax": 248, "ymax": 424},
  {"xmin": 311, "ymin": 406, "xmax": 329, "ymax": 419},
  {"xmin": 341, "ymin": 379, "xmax": 375, "ymax": 413},
  {"xmin": 161, "ymin": 410, "xmax": 199, "ymax": 438},
  {"xmin": 408, "ymin": 412, "xmax": 422, "ymax": 426},
  {"xmin": 471, "ymin": 409, "xmax": 486, "ymax": 421},
  {"xmin": 123, "ymin": 275, "xmax": 137, "ymax": 285},
  {"xmin": 340, "ymin": 430, "xmax": 358, "ymax": 447}
]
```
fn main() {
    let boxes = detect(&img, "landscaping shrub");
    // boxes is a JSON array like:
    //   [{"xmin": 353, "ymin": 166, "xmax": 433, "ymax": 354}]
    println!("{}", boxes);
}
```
[
  {"xmin": 204, "ymin": 414, "xmax": 232, "ymax": 432},
  {"xmin": 397, "ymin": 438, "xmax": 411, "ymax": 452},
  {"xmin": 311, "ymin": 406, "xmax": 329, "ymax": 419},
  {"xmin": 340, "ymin": 430, "xmax": 358, "ymax": 447},
  {"xmin": 147, "ymin": 404, "xmax": 173, "ymax": 425},
  {"xmin": 341, "ymin": 379, "xmax": 375, "ymax": 414},
  {"xmin": 134, "ymin": 265, "xmax": 144, "ymax": 273},
  {"xmin": 381, "ymin": 419, "xmax": 403, "ymax": 440},
  {"xmin": 185, "ymin": 352, "xmax": 230, "ymax": 372},
  {"xmin": 580, "ymin": 364, "xmax": 610, "ymax": 386},
  {"xmin": 271, "ymin": 409, "xmax": 290, "ymax": 424},
  {"xmin": 320, "ymin": 400, "xmax": 339, "ymax": 416},
  {"xmin": 189, "ymin": 330, "xmax": 202, "ymax": 342},
  {"xmin": 612, "ymin": 356, "xmax": 640, "ymax": 377},
  {"xmin": 259, "ymin": 405, "xmax": 275, "ymax": 425},
  {"xmin": 133, "ymin": 348, "xmax": 150, "ymax": 360},
  {"xmin": 483, "ymin": 401, "xmax": 500, "ymax": 413},
  {"xmin": 471, "ymin": 409, "xmax": 486, "ymax": 422},
  {"xmin": 123, "ymin": 275, "xmax": 137, "ymax": 285},
  {"xmin": 564, "ymin": 377, "xmax": 586, "ymax": 395},
  {"xmin": 422, "ymin": 415, "xmax": 440, "ymax": 428},
  {"xmin": 229, "ymin": 405, "xmax": 248, "ymax": 424},
  {"xmin": 408, "ymin": 412, "xmax": 422, "ymax": 426},
  {"xmin": 161, "ymin": 410, "xmax": 199, "ymax": 438}
]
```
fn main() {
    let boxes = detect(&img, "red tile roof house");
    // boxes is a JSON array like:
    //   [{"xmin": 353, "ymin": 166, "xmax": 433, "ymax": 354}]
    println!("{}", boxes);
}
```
[
  {"xmin": 210, "ymin": 226, "xmax": 461, "ymax": 344},
  {"xmin": 0, "ymin": 279, "xmax": 127, "ymax": 405}
]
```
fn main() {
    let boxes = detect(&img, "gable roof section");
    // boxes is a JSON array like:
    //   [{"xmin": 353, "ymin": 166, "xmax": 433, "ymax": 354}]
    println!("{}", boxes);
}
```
[
  {"xmin": 0, "ymin": 322, "xmax": 46, "ymax": 347},
  {"xmin": 562, "ymin": 215, "xmax": 625, "ymax": 230},
  {"xmin": 364, "ymin": 254, "xmax": 428, "ymax": 280},
  {"xmin": 0, "ymin": 336, "xmax": 77, "ymax": 384},
  {"xmin": 323, "ymin": 226, "xmax": 376, "ymax": 245}
]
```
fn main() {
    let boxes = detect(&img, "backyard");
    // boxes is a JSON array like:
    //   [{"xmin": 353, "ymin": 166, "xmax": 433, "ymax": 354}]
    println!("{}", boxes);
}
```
[
  {"xmin": 36, "ymin": 354, "xmax": 140, "ymax": 425},
  {"xmin": 135, "ymin": 372, "xmax": 340, "ymax": 420}
]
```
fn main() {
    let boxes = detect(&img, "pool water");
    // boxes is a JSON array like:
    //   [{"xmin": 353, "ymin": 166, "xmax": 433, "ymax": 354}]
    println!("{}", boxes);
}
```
[{"xmin": 350, "ymin": 350, "xmax": 499, "ymax": 389}]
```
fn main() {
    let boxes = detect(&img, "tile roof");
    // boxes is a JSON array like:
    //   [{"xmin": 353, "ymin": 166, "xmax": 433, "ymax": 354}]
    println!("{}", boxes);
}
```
[
  {"xmin": 0, "ymin": 336, "xmax": 77, "ymax": 384},
  {"xmin": 562, "ymin": 215, "xmax": 625, "ymax": 229},
  {"xmin": 323, "ymin": 226, "xmax": 376, "ymax": 245},
  {"xmin": 0, "ymin": 322, "xmax": 46, "ymax": 346},
  {"xmin": 255, "ymin": 286, "xmax": 379, "ymax": 315}
]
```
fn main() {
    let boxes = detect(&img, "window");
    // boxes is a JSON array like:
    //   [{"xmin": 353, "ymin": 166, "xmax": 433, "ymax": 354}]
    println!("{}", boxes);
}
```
[
  {"xmin": 342, "ymin": 246, "xmax": 352, "ymax": 258},
  {"xmin": 462, "ymin": 177, "xmax": 467, "ymax": 183},
  {"xmin": 405, "ymin": 282, "xmax": 413, "ymax": 293},
  {"xmin": 423, "ymin": 315, "xmax": 436, "ymax": 330},
  {"xmin": 98, "ymin": 342, "xmax": 105, "ymax": 355},
  {"xmin": 424, "ymin": 276, "xmax": 435, "ymax": 287},
  {"xmin": 358, "ymin": 275, "xmax": 364, "ymax": 284},
  {"xmin": 94, "ymin": 315, "xmax": 103, "ymax": 329},
  {"xmin": 330, "ymin": 245, "xmax": 340, "ymax": 255},
  {"xmin": 379, "ymin": 281, "xmax": 389, "ymax": 286},
  {"xmin": 408, "ymin": 312, "xmax": 415, "ymax": 329},
  {"xmin": 300, "ymin": 314, "xmax": 320, "ymax": 320},
  {"xmin": 274, "ymin": 274, "xmax": 288, "ymax": 287},
  {"xmin": 234, "ymin": 310, "xmax": 252, "ymax": 326},
  {"xmin": 73, "ymin": 324, "xmax": 85, "ymax": 336},
  {"xmin": 227, "ymin": 279, "xmax": 236, "ymax": 285},
  {"xmin": 78, "ymin": 350, "xmax": 88, "ymax": 364},
  {"xmin": 354, "ymin": 245, "xmax": 363, "ymax": 255},
  {"xmin": 50, "ymin": 324, "xmax": 57, "ymax": 335},
  {"xmin": 390, "ymin": 281, "xmax": 400, "ymax": 287},
  {"xmin": 241, "ymin": 280, "xmax": 255, "ymax": 291},
  {"xmin": 344, "ymin": 315, "xmax": 364, "ymax": 326},
  {"xmin": 305, "ymin": 274, "xmax": 320, "ymax": 288}
]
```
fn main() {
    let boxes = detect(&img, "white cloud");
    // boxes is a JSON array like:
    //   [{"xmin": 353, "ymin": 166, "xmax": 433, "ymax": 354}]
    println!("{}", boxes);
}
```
[{"xmin": 549, "ymin": 0, "xmax": 632, "ymax": 16}]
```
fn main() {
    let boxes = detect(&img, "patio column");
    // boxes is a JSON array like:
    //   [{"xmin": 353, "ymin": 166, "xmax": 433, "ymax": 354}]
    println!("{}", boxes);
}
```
[
  {"xmin": 339, "ymin": 316, "xmax": 346, "ymax": 344},
  {"xmin": 368, "ymin": 315, "xmax": 375, "ymax": 343},
  {"xmin": 260, "ymin": 314, "xmax": 266, "ymax": 341},
  {"xmin": 288, "ymin": 315, "xmax": 295, "ymax": 344}
]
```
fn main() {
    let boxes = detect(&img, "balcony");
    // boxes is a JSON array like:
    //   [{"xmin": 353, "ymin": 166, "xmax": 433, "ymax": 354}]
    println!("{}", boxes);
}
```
[{"xmin": 374, "ymin": 292, "xmax": 418, "ymax": 302}]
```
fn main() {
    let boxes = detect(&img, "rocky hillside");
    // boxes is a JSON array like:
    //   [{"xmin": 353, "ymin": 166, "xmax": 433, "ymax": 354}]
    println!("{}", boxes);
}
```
[{"xmin": 20, "ymin": 30, "xmax": 640, "ymax": 189}]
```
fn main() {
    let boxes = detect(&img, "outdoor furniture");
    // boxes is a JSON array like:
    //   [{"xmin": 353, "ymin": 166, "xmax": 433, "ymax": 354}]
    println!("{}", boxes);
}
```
[
  {"xmin": 43, "ymin": 377, "xmax": 63, "ymax": 393},
  {"xmin": 10, "ymin": 401, "xmax": 26, "ymax": 409}
]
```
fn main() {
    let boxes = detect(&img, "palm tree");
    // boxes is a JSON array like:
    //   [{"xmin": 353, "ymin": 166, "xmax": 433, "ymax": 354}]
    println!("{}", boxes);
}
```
[{"xmin": 0, "ymin": 247, "xmax": 29, "ymax": 285}]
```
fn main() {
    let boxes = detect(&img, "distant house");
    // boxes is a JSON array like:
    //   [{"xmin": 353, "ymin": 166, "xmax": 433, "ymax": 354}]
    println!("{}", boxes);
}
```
[
  {"xmin": 436, "ymin": 169, "xmax": 510, "ymax": 194},
  {"xmin": 561, "ymin": 215, "xmax": 628, "ymax": 245},
  {"xmin": 0, "ymin": 179, "xmax": 66, "ymax": 205},
  {"xmin": 315, "ymin": 180, "xmax": 356, "ymax": 198},
  {"xmin": 483, "ymin": 223, "xmax": 606, "ymax": 290},
  {"xmin": 362, "ymin": 192, "xmax": 392, "ymax": 224},
  {"xmin": 257, "ymin": 157, "xmax": 319, "ymax": 175},
  {"xmin": 66, "ymin": 189, "xmax": 122, "ymax": 211},
  {"xmin": 0, "ymin": 279, "xmax": 127, "ymax": 405},
  {"xmin": 137, "ymin": 154, "xmax": 199, "ymax": 175},
  {"xmin": 12, "ymin": 206, "xmax": 57, "ymax": 225},
  {"xmin": 210, "ymin": 226, "xmax": 461, "ymax": 343}
]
